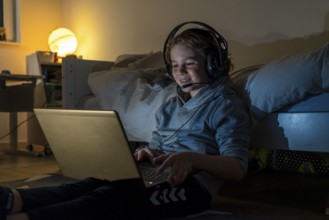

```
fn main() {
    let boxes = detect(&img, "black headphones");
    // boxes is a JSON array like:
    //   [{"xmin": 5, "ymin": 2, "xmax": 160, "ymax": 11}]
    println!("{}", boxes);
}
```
[{"xmin": 163, "ymin": 21, "xmax": 229, "ymax": 80}]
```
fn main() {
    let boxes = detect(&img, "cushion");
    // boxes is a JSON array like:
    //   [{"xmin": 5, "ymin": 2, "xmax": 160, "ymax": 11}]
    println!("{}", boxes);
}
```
[
  {"xmin": 112, "ymin": 53, "xmax": 148, "ymax": 68},
  {"xmin": 231, "ymin": 43, "xmax": 329, "ymax": 120},
  {"xmin": 88, "ymin": 63, "xmax": 176, "ymax": 142},
  {"xmin": 128, "ymin": 51, "xmax": 166, "ymax": 69}
]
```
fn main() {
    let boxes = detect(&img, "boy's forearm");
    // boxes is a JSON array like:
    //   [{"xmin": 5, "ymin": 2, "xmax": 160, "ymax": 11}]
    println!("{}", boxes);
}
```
[{"xmin": 189, "ymin": 152, "xmax": 246, "ymax": 181}]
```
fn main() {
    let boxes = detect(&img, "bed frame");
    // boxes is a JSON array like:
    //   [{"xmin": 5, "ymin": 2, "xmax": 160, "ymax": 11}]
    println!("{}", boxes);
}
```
[
  {"xmin": 62, "ymin": 57, "xmax": 114, "ymax": 109},
  {"xmin": 62, "ymin": 57, "xmax": 329, "ymax": 153}
]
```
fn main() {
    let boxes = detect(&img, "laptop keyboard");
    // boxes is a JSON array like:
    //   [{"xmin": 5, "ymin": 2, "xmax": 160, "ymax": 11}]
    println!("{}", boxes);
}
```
[{"xmin": 139, "ymin": 165, "xmax": 169, "ymax": 184}]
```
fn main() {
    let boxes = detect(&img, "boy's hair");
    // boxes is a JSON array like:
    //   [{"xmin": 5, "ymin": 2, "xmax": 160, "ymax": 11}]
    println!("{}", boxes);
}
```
[{"xmin": 164, "ymin": 28, "xmax": 232, "ymax": 78}]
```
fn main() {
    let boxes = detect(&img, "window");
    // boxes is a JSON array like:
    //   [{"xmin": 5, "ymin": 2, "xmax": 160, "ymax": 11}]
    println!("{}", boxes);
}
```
[
  {"xmin": 0, "ymin": 0, "xmax": 3, "ymax": 27},
  {"xmin": 0, "ymin": 0, "xmax": 20, "ymax": 43}
]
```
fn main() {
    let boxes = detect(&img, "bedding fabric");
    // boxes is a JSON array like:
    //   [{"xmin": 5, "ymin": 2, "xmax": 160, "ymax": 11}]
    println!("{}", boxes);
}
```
[
  {"xmin": 88, "ymin": 52, "xmax": 175, "ymax": 142},
  {"xmin": 280, "ymin": 92, "xmax": 329, "ymax": 113},
  {"xmin": 231, "ymin": 43, "xmax": 329, "ymax": 120},
  {"xmin": 88, "ymin": 44, "xmax": 329, "ymax": 142},
  {"xmin": 80, "ymin": 96, "xmax": 101, "ymax": 110}
]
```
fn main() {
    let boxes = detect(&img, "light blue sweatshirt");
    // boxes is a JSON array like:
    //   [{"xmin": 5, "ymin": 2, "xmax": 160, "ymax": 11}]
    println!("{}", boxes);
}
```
[{"xmin": 149, "ymin": 78, "xmax": 251, "ymax": 197}]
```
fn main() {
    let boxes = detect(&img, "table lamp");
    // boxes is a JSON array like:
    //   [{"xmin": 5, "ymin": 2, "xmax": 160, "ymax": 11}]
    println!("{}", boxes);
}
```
[{"xmin": 48, "ymin": 27, "xmax": 78, "ymax": 62}]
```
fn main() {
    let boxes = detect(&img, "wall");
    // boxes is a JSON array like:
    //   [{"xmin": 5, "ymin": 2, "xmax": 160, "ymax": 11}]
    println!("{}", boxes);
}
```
[
  {"xmin": 62, "ymin": 0, "xmax": 329, "ymax": 70},
  {"xmin": 0, "ymin": 0, "xmax": 62, "ymax": 143}
]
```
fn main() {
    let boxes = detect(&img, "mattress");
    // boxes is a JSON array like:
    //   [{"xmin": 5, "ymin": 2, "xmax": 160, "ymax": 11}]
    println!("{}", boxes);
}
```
[
  {"xmin": 280, "ymin": 92, "xmax": 329, "ymax": 113},
  {"xmin": 251, "ymin": 93, "xmax": 329, "ymax": 152}
]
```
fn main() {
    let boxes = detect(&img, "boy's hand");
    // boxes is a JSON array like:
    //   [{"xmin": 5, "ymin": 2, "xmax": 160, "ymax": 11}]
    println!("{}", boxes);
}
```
[
  {"xmin": 156, "ymin": 152, "xmax": 194, "ymax": 187},
  {"xmin": 133, "ymin": 146, "xmax": 163, "ymax": 163}
]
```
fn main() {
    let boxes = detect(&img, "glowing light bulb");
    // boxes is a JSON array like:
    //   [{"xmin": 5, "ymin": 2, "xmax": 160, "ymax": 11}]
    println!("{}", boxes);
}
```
[{"xmin": 48, "ymin": 27, "xmax": 78, "ymax": 57}]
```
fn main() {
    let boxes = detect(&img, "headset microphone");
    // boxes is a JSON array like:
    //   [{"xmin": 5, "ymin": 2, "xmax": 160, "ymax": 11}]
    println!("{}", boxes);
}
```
[{"xmin": 181, "ymin": 82, "xmax": 209, "ymax": 89}]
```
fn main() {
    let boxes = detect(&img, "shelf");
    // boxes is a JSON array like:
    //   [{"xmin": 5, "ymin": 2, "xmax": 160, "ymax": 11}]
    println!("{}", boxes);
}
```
[{"xmin": 26, "ymin": 52, "xmax": 62, "ymax": 147}]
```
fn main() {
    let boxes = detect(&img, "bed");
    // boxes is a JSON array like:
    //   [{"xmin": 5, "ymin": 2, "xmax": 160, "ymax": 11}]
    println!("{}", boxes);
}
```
[{"xmin": 61, "ymin": 45, "xmax": 329, "ymax": 154}]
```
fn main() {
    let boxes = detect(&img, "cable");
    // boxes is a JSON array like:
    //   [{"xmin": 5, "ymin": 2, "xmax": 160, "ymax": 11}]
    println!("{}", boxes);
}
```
[
  {"xmin": 159, "ymin": 101, "xmax": 207, "ymax": 146},
  {"xmin": 0, "ymin": 113, "xmax": 36, "ymax": 140}
]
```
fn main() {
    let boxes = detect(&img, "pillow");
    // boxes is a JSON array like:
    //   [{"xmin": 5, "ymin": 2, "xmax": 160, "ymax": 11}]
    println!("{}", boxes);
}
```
[
  {"xmin": 88, "ymin": 67, "xmax": 176, "ymax": 142},
  {"xmin": 112, "ymin": 53, "xmax": 149, "ymax": 68},
  {"xmin": 231, "ymin": 43, "xmax": 329, "ymax": 120},
  {"xmin": 128, "ymin": 51, "xmax": 166, "ymax": 69}
]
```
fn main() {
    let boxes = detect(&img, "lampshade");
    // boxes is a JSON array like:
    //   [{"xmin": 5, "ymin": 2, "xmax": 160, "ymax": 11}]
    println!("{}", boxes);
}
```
[{"xmin": 48, "ymin": 27, "xmax": 78, "ymax": 57}]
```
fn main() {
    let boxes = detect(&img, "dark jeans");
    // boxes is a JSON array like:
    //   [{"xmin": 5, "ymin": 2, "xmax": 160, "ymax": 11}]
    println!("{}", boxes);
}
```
[{"xmin": 16, "ymin": 176, "xmax": 211, "ymax": 220}]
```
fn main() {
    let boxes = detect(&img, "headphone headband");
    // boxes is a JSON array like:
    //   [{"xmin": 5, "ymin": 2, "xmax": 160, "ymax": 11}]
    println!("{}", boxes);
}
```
[{"xmin": 163, "ymin": 21, "xmax": 228, "ymax": 79}]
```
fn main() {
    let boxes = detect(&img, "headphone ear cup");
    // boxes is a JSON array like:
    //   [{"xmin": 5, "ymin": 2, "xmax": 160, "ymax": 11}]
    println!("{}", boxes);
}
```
[{"xmin": 206, "ymin": 50, "xmax": 220, "ymax": 79}]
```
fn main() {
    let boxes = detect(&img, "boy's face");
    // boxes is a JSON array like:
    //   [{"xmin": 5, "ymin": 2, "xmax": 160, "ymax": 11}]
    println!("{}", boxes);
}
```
[{"xmin": 170, "ymin": 43, "xmax": 209, "ymax": 97}]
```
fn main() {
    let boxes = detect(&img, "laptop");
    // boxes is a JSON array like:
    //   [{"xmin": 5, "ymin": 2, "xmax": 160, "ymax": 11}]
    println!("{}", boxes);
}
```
[{"xmin": 33, "ymin": 108, "xmax": 169, "ymax": 188}]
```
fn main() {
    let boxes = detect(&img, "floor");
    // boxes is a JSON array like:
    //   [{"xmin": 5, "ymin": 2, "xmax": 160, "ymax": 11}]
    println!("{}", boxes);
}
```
[
  {"xmin": 0, "ymin": 143, "xmax": 59, "ymax": 182},
  {"xmin": 0, "ymin": 143, "xmax": 329, "ymax": 219}
]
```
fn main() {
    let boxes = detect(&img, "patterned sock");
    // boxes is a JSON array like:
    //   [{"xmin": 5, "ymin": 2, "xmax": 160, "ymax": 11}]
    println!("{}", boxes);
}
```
[{"xmin": 0, "ymin": 186, "xmax": 14, "ymax": 215}]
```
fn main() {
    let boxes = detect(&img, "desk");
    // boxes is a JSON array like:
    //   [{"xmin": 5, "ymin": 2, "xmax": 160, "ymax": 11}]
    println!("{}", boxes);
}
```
[{"xmin": 0, "ymin": 74, "xmax": 42, "ymax": 156}]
